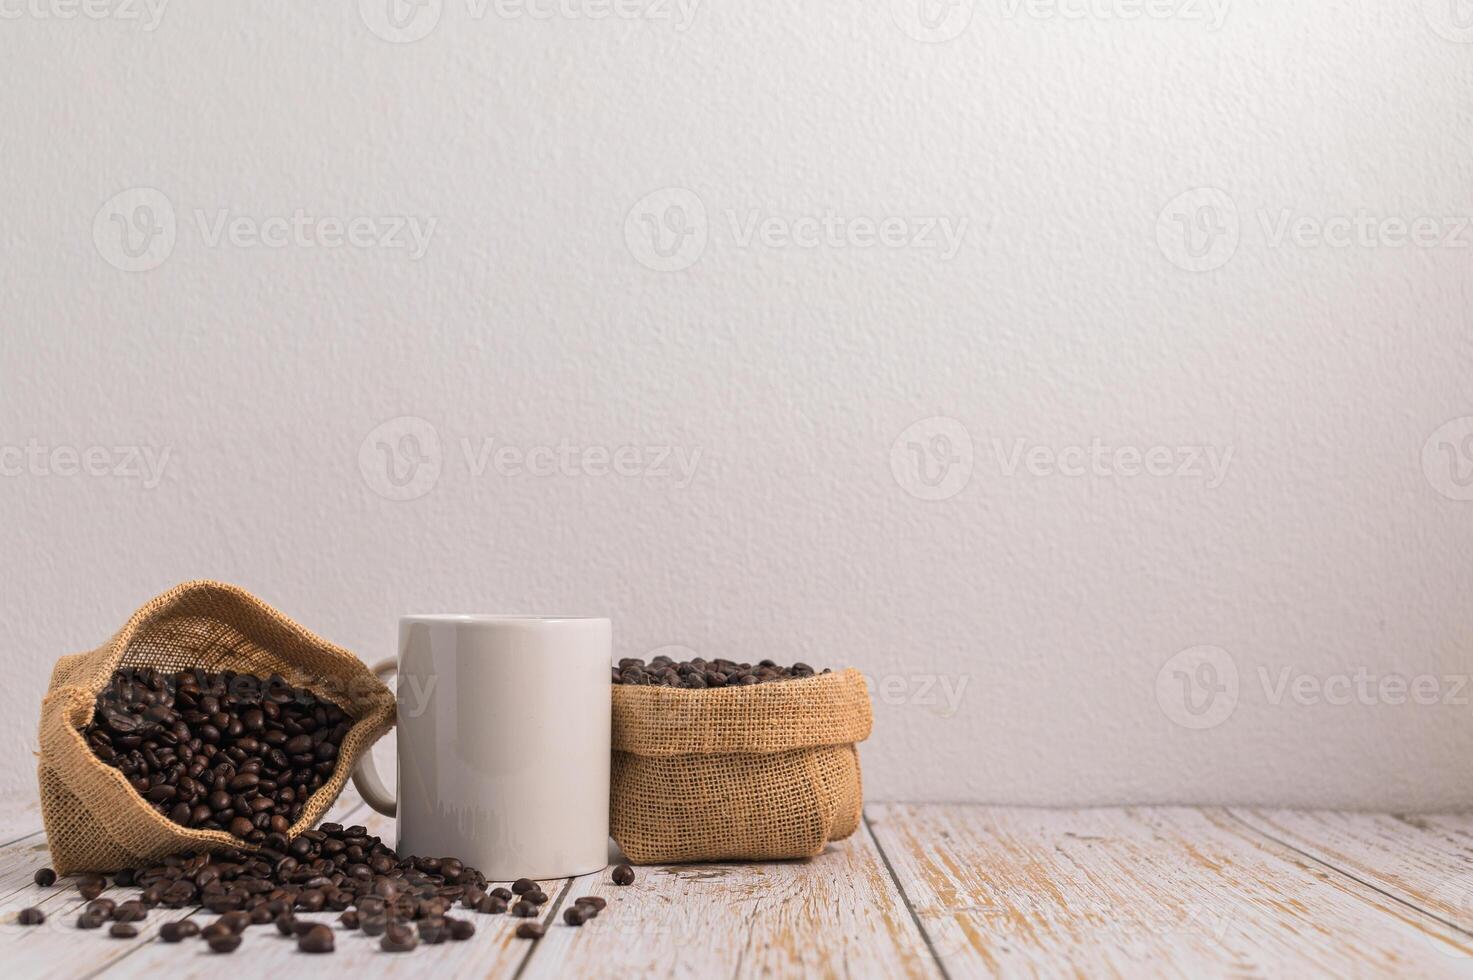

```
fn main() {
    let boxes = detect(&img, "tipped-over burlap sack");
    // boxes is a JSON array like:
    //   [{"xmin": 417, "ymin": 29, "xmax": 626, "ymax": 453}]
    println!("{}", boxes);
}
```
[
  {"xmin": 610, "ymin": 668, "xmax": 872, "ymax": 864},
  {"xmin": 37, "ymin": 580, "xmax": 395, "ymax": 874}
]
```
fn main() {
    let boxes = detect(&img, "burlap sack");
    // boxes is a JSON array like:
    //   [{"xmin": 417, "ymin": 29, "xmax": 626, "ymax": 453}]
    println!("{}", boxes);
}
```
[
  {"xmin": 36, "ymin": 580, "xmax": 395, "ymax": 874},
  {"xmin": 610, "ymin": 668, "xmax": 872, "ymax": 864}
]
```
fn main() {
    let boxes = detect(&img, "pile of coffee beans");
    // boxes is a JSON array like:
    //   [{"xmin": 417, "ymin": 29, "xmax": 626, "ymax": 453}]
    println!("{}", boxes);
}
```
[
  {"xmin": 23, "ymin": 836, "xmax": 635, "ymax": 955},
  {"xmin": 612, "ymin": 656, "xmax": 829, "ymax": 689},
  {"xmin": 84, "ymin": 667, "xmax": 350, "ymax": 842}
]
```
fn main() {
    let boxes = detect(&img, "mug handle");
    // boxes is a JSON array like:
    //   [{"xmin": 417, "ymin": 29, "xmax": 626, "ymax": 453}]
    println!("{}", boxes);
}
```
[{"xmin": 352, "ymin": 658, "xmax": 399, "ymax": 817}]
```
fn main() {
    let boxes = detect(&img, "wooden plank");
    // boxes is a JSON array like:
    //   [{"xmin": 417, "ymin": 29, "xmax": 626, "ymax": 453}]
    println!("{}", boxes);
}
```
[
  {"xmin": 1233, "ymin": 809, "xmax": 1473, "ymax": 931},
  {"xmin": 868, "ymin": 803, "xmax": 1473, "ymax": 978},
  {"xmin": 82, "ymin": 789, "xmax": 572, "ymax": 979},
  {"xmin": 519, "ymin": 821, "xmax": 942, "ymax": 980}
]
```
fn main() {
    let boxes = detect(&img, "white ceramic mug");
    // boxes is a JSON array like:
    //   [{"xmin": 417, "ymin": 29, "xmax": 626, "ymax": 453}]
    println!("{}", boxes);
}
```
[{"xmin": 352, "ymin": 615, "xmax": 611, "ymax": 880}]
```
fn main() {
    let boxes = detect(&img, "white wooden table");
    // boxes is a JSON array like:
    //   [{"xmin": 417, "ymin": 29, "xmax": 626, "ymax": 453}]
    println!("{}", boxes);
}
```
[{"xmin": 5, "ymin": 787, "xmax": 1473, "ymax": 978}]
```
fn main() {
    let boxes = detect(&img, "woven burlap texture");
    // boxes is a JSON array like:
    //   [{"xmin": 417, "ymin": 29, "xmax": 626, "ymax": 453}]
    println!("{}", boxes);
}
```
[
  {"xmin": 36, "ymin": 580, "xmax": 396, "ymax": 874},
  {"xmin": 610, "ymin": 668, "xmax": 871, "ymax": 864}
]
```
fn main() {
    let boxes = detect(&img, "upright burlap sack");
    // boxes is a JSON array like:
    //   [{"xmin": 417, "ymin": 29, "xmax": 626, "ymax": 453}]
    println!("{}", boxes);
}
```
[
  {"xmin": 37, "ymin": 580, "xmax": 396, "ymax": 874},
  {"xmin": 611, "ymin": 668, "xmax": 872, "ymax": 864}
]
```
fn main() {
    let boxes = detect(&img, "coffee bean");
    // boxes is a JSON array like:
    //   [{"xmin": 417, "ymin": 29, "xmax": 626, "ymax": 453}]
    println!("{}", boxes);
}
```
[
  {"xmin": 34, "ymin": 867, "xmax": 56, "ymax": 887},
  {"xmin": 208, "ymin": 931, "xmax": 242, "ymax": 953},
  {"xmin": 18, "ymin": 907, "xmax": 45, "ymax": 925},
  {"xmin": 77, "ymin": 912, "xmax": 106, "ymax": 929},
  {"xmin": 218, "ymin": 910, "xmax": 250, "ymax": 933},
  {"xmin": 612, "ymin": 864, "xmax": 635, "ymax": 885},
  {"xmin": 298, "ymin": 923, "xmax": 334, "ymax": 953},
  {"xmin": 612, "ymin": 657, "xmax": 825, "ymax": 688},
  {"xmin": 159, "ymin": 920, "xmax": 200, "ymax": 942},
  {"xmin": 524, "ymin": 888, "xmax": 548, "ymax": 905},
  {"xmin": 511, "ymin": 878, "xmax": 535, "ymax": 895},
  {"xmin": 381, "ymin": 922, "xmax": 418, "ymax": 952},
  {"xmin": 448, "ymin": 918, "xmax": 475, "ymax": 940},
  {"xmin": 360, "ymin": 915, "xmax": 387, "ymax": 937},
  {"xmin": 417, "ymin": 918, "xmax": 447, "ymax": 944},
  {"xmin": 114, "ymin": 868, "xmax": 137, "ymax": 887},
  {"xmin": 274, "ymin": 913, "xmax": 297, "ymax": 936},
  {"xmin": 109, "ymin": 922, "xmax": 138, "ymax": 938},
  {"xmin": 339, "ymin": 910, "xmax": 360, "ymax": 929},
  {"xmin": 77, "ymin": 872, "xmax": 106, "ymax": 900},
  {"xmin": 563, "ymin": 907, "xmax": 587, "ymax": 926},
  {"xmin": 113, "ymin": 901, "xmax": 148, "ymax": 922},
  {"xmin": 515, "ymin": 922, "xmax": 545, "ymax": 940},
  {"xmin": 511, "ymin": 900, "xmax": 538, "ymax": 917},
  {"xmin": 490, "ymin": 887, "xmax": 513, "ymax": 901},
  {"xmin": 87, "ymin": 899, "xmax": 117, "ymax": 917},
  {"xmin": 476, "ymin": 896, "xmax": 507, "ymax": 915},
  {"xmin": 84, "ymin": 668, "xmax": 347, "ymax": 841},
  {"xmin": 575, "ymin": 895, "xmax": 607, "ymax": 911}
]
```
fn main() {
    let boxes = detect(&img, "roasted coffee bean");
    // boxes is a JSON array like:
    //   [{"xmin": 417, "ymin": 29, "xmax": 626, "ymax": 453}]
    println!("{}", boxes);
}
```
[
  {"xmin": 86, "ymin": 899, "xmax": 117, "ymax": 917},
  {"xmin": 515, "ymin": 922, "xmax": 545, "ymax": 940},
  {"xmin": 490, "ymin": 887, "xmax": 513, "ymax": 902},
  {"xmin": 18, "ymin": 907, "xmax": 45, "ymax": 925},
  {"xmin": 208, "ymin": 931, "xmax": 242, "ymax": 953},
  {"xmin": 113, "ymin": 868, "xmax": 137, "ymax": 887},
  {"xmin": 417, "ymin": 918, "xmax": 447, "ymax": 944},
  {"xmin": 611, "ymin": 657, "xmax": 826, "ymax": 688},
  {"xmin": 524, "ymin": 888, "xmax": 548, "ymax": 905},
  {"xmin": 339, "ymin": 910, "xmax": 360, "ymax": 929},
  {"xmin": 77, "ymin": 911, "xmax": 106, "ymax": 929},
  {"xmin": 34, "ymin": 867, "xmax": 56, "ymax": 887},
  {"xmin": 112, "ymin": 901, "xmax": 148, "ymax": 922},
  {"xmin": 511, "ymin": 878, "xmax": 535, "ymax": 895},
  {"xmin": 448, "ymin": 917, "xmax": 475, "ymax": 940},
  {"xmin": 612, "ymin": 864, "xmax": 635, "ymax": 885},
  {"xmin": 381, "ymin": 922, "xmax": 418, "ymax": 952},
  {"xmin": 562, "ymin": 906, "xmax": 587, "ymax": 926},
  {"xmin": 218, "ymin": 910, "xmax": 250, "ymax": 933},
  {"xmin": 511, "ymin": 900, "xmax": 538, "ymax": 917},
  {"xmin": 298, "ymin": 923, "xmax": 334, "ymax": 953},
  {"xmin": 274, "ymin": 913, "xmax": 297, "ymax": 936},
  {"xmin": 83, "ymin": 668, "xmax": 348, "ymax": 840},
  {"xmin": 77, "ymin": 873, "xmax": 106, "ymax": 900},
  {"xmin": 360, "ymin": 915, "xmax": 387, "ymax": 937},
  {"xmin": 159, "ymin": 920, "xmax": 200, "ymax": 942},
  {"xmin": 109, "ymin": 922, "xmax": 138, "ymax": 938},
  {"xmin": 575, "ymin": 896, "xmax": 607, "ymax": 912},
  {"xmin": 476, "ymin": 895, "xmax": 507, "ymax": 915}
]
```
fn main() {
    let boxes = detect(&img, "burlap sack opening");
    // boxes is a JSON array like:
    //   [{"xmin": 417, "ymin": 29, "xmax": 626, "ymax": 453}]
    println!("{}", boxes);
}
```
[
  {"xmin": 610, "ymin": 668, "xmax": 872, "ymax": 864},
  {"xmin": 36, "ymin": 580, "xmax": 396, "ymax": 874}
]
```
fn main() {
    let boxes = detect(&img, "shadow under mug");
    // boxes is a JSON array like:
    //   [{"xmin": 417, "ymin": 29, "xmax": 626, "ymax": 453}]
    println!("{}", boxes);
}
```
[{"xmin": 352, "ymin": 614, "xmax": 612, "ymax": 880}]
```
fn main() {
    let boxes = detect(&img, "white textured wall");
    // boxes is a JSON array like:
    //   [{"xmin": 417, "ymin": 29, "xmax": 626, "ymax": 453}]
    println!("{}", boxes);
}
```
[{"xmin": 3, "ymin": 1, "xmax": 1472, "ymax": 812}]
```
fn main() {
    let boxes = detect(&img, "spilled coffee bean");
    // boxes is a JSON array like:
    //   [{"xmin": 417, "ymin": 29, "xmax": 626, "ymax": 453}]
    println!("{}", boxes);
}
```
[
  {"xmin": 39, "ymin": 820, "xmax": 623, "ymax": 956},
  {"xmin": 613, "ymin": 656, "xmax": 827, "ymax": 689},
  {"xmin": 297, "ymin": 923, "xmax": 334, "ymax": 953},
  {"xmin": 563, "ymin": 906, "xmax": 587, "ymax": 926},
  {"xmin": 33, "ymin": 867, "xmax": 56, "ymax": 887},
  {"xmin": 18, "ymin": 907, "xmax": 45, "ymax": 925},
  {"xmin": 612, "ymin": 864, "xmax": 635, "ymax": 885},
  {"xmin": 83, "ymin": 667, "xmax": 349, "ymax": 843}
]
